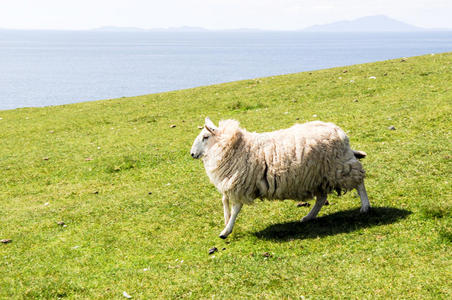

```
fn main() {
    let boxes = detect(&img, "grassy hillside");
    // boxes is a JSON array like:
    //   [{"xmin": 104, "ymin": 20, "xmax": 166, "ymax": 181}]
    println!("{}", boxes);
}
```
[{"xmin": 0, "ymin": 53, "xmax": 451, "ymax": 299}]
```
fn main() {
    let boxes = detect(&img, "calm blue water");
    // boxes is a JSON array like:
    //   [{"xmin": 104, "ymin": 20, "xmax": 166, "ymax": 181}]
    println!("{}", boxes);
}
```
[{"xmin": 1, "ymin": 30, "xmax": 451, "ymax": 110}]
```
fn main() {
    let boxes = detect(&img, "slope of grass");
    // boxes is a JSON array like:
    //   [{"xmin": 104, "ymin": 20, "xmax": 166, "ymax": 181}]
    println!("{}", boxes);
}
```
[{"xmin": 0, "ymin": 53, "xmax": 451, "ymax": 299}]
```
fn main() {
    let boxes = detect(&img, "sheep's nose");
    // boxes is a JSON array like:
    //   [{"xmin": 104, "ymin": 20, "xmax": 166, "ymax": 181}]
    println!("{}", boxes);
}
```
[{"xmin": 191, "ymin": 153, "xmax": 195, "ymax": 158}]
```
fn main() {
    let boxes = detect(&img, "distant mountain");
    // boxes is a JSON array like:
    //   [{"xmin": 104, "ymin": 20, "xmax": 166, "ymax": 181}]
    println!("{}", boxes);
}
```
[
  {"xmin": 303, "ymin": 15, "xmax": 424, "ymax": 32},
  {"xmin": 91, "ymin": 26, "xmax": 266, "ymax": 32},
  {"xmin": 219, "ymin": 28, "xmax": 266, "ymax": 32},
  {"xmin": 91, "ymin": 26, "xmax": 209, "ymax": 32},
  {"xmin": 92, "ymin": 26, "xmax": 150, "ymax": 32},
  {"xmin": 149, "ymin": 26, "xmax": 209, "ymax": 32}
]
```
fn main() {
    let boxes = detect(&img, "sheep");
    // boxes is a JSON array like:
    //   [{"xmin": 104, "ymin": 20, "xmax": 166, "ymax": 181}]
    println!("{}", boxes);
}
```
[{"xmin": 190, "ymin": 117, "xmax": 370, "ymax": 239}]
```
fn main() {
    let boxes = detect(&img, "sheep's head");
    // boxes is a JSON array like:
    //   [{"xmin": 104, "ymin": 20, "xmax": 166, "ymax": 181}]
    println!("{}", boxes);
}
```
[{"xmin": 190, "ymin": 117, "xmax": 217, "ymax": 159}]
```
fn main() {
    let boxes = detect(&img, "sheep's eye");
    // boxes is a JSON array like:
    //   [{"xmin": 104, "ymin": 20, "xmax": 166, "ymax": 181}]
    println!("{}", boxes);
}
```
[{"xmin": 202, "ymin": 136, "xmax": 209, "ymax": 141}]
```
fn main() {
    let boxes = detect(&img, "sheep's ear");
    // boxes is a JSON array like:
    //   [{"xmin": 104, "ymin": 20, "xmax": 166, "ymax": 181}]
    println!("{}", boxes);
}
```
[{"xmin": 205, "ymin": 117, "xmax": 217, "ymax": 135}]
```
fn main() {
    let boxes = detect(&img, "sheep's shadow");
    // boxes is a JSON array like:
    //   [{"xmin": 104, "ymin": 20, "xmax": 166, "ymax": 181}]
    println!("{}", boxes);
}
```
[{"xmin": 254, "ymin": 207, "xmax": 411, "ymax": 241}]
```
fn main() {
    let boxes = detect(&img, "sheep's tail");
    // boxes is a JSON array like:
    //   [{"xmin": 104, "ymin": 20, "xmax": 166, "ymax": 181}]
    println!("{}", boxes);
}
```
[{"xmin": 352, "ymin": 150, "xmax": 367, "ymax": 159}]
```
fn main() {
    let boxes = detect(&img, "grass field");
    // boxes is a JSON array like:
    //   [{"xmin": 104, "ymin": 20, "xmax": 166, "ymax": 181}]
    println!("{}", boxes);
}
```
[{"xmin": 0, "ymin": 53, "xmax": 451, "ymax": 299}]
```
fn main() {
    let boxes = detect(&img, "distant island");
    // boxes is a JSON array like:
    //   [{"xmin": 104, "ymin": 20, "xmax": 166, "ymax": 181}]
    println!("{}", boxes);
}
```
[
  {"xmin": 2, "ymin": 15, "xmax": 449, "ymax": 33},
  {"xmin": 302, "ymin": 15, "xmax": 425, "ymax": 32},
  {"xmin": 90, "ymin": 16, "xmax": 450, "ymax": 32},
  {"xmin": 91, "ymin": 26, "xmax": 264, "ymax": 33},
  {"xmin": 92, "ymin": 26, "xmax": 209, "ymax": 32}
]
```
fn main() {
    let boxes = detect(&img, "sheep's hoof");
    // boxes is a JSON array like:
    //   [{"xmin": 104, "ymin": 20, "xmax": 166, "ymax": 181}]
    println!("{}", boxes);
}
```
[
  {"xmin": 360, "ymin": 206, "xmax": 370, "ymax": 213},
  {"xmin": 301, "ymin": 216, "xmax": 314, "ymax": 222},
  {"xmin": 219, "ymin": 228, "xmax": 231, "ymax": 239}
]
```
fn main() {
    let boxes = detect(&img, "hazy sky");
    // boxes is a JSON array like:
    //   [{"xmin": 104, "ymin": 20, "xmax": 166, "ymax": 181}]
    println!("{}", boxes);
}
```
[{"xmin": 1, "ymin": 0, "xmax": 451, "ymax": 30}]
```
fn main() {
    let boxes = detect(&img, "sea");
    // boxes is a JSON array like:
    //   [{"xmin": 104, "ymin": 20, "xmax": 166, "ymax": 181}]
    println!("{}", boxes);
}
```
[{"xmin": 0, "ymin": 30, "xmax": 451, "ymax": 110}]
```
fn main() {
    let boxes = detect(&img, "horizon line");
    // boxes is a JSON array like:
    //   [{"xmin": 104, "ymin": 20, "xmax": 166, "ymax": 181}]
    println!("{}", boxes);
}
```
[
  {"xmin": 1, "ymin": 27, "xmax": 451, "ymax": 32},
  {"xmin": 1, "ymin": 15, "xmax": 451, "ymax": 32}
]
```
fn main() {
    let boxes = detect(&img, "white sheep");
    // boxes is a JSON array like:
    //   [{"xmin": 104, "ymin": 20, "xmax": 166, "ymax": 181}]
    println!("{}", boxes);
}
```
[{"xmin": 191, "ymin": 117, "xmax": 370, "ymax": 239}]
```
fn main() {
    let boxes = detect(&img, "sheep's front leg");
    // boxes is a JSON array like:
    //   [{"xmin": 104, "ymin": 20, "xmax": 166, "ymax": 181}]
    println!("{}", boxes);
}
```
[
  {"xmin": 301, "ymin": 193, "xmax": 327, "ymax": 222},
  {"xmin": 222, "ymin": 194, "xmax": 230, "ymax": 225},
  {"xmin": 219, "ymin": 202, "xmax": 243, "ymax": 239},
  {"xmin": 357, "ymin": 182, "xmax": 371, "ymax": 213}
]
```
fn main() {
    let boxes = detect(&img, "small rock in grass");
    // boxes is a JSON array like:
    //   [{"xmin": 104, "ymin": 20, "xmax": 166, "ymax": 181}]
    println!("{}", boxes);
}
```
[
  {"xmin": 123, "ymin": 291, "xmax": 132, "ymax": 299},
  {"xmin": 85, "ymin": 157, "xmax": 93, "ymax": 161},
  {"xmin": 384, "ymin": 73, "xmax": 388, "ymax": 76},
  {"xmin": 170, "ymin": 124, "xmax": 176, "ymax": 128},
  {"xmin": 312, "ymin": 114, "xmax": 317, "ymax": 118},
  {"xmin": 49, "ymin": 130, "xmax": 54, "ymax": 133},
  {"xmin": 343, "ymin": 70, "xmax": 348, "ymax": 73},
  {"xmin": 148, "ymin": 192, "xmax": 152, "ymax": 195},
  {"xmin": 222, "ymin": 248, "xmax": 226, "ymax": 251},
  {"xmin": 43, "ymin": 157, "xmax": 49, "ymax": 161},
  {"xmin": 262, "ymin": 252, "xmax": 272, "ymax": 258},
  {"xmin": 401, "ymin": 57, "xmax": 407, "ymax": 62},
  {"xmin": 296, "ymin": 117, "xmax": 300, "ymax": 120},
  {"xmin": 369, "ymin": 76, "xmax": 376, "ymax": 80},
  {"xmin": 324, "ymin": 200, "xmax": 330, "ymax": 206},
  {"xmin": 353, "ymin": 99, "xmax": 359, "ymax": 102},
  {"xmin": 388, "ymin": 125, "xmax": 396, "ymax": 130},
  {"xmin": 208, "ymin": 247, "xmax": 218, "ymax": 255},
  {"xmin": 44, "ymin": 202, "xmax": 50, "ymax": 206},
  {"xmin": 1, "ymin": 239, "xmax": 12, "ymax": 244},
  {"xmin": 296, "ymin": 202, "xmax": 310, "ymax": 207},
  {"xmin": 197, "ymin": 126, "xmax": 203, "ymax": 130},
  {"xmin": 57, "ymin": 221, "xmax": 65, "ymax": 226},
  {"xmin": 93, "ymin": 191, "xmax": 99, "ymax": 194}
]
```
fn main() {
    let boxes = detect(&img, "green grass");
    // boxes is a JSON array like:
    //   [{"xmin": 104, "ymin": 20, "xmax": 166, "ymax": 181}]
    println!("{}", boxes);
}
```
[{"xmin": 1, "ymin": 53, "xmax": 451, "ymax": 299}]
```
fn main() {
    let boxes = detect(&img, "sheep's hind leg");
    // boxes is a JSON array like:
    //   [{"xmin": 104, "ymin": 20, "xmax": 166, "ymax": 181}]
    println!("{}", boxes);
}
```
[
  {"xmin": 357, "ymin": 182, "xmax": 371, "ymax": 213},
  {"xmin": 301, "ymin": 193, "xmax": 327, "ymax": 222},
  {"xmin": 219, "ymin": 202, "xmax": 243, "ymax": 239},
  {"xmin": 222, "ymin": 194, "xmax": 230, "ymax": 225}
]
